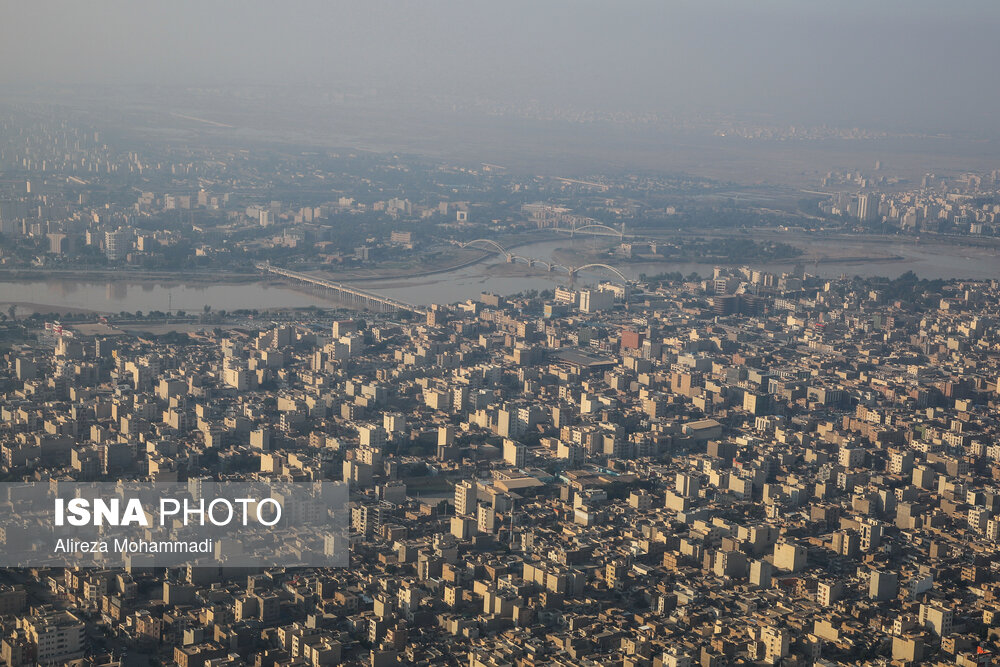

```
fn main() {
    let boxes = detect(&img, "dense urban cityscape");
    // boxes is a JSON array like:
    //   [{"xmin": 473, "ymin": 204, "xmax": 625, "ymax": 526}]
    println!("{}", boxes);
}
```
[{"xmin": 3, "ymin": 241, "xmax": 1000, "ymax": 666}]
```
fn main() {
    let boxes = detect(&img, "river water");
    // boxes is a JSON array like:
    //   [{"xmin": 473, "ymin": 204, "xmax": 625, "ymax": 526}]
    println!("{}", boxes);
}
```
[
  {"xmin": 364, "ymin": 235, "xmax": 1000, "ymax": 304},
  {"xmin": 0, "ymin": 236, "xmax": 997, "ymax": 314},
  {"xmin": 0, "ymin": 280, "xmax": 325, "ymax": 317}
]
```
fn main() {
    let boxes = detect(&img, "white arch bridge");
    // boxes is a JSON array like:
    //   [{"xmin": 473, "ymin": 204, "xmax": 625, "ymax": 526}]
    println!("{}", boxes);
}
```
[
  {"xmin": 456, "ymin": 239, "xmax": 632, "ymax": 284},
  {"xmin": 549, "ymin": 221, "xmax": 628, "ymax": 240}
]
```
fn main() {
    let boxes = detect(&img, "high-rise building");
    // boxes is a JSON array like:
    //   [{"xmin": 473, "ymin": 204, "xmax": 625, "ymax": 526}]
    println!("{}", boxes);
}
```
[
  {"xmin": 104, "ymin": 228, "xmax": 130, "ymax": 261},
  {"xmin": 503, "ymin": 440, "xmax": 526, "ymax": 468},
  {"xmin": 675, "ymin": 473, "xmax": 700, "ymax": 499},
  {"xmin": 869, "ymin": 570, "xmax": 898, "ymax": 601},
  {"xmin": 761, "ymin": 626, "xmax": 790, "ymax": 664},
  {"xmin": 455, "ymin": 480, "xmax": 477, "ymax": 516},
  {"xmin": 18, "ymin": 610, "xmax": 85, "ymax": 665},
  {"xmin": 579, "ymin": 288, "xmax": 614, "ymax": 313},
  {"xmin": 857, "ymin": 193, "xmax": 876, "ymax": 222},
  {"xmin": 773, "ymin": 541, "xmax": 807, "ymax": 572},
  {"xmin": 919, "ymin": 603, "xmax": 953, "ymax": 636}
]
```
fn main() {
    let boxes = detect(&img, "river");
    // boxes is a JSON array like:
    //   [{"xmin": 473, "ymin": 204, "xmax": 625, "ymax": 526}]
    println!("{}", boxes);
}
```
[
  {"xmin": 367, "ymin": 235, "xmax": 1000, "ymax": 303},
  {"xmin": 0, "ymin": 235, "xmax": 997, "ymax": 314},
  {"xmin": 0, "ymin": 280, "xmax": 327, "ymax": 318}
]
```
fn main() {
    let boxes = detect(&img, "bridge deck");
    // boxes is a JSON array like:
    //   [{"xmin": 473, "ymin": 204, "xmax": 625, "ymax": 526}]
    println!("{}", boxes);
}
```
[{"xmin": 257, "ymin": 263, "xmax": 426, "ymax": 315}]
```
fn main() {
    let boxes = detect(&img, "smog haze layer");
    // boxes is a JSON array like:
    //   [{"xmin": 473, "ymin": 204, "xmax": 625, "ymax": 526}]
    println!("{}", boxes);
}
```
[{"xmin": 3, "ymin": 1, "xmax": 999, "ymax": 179}]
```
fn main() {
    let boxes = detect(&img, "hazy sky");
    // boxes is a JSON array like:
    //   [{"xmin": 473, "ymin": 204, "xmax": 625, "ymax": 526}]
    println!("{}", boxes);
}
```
[{"xmin": 3, "ymin": 1, "xmax": 999, "ymax": 133}]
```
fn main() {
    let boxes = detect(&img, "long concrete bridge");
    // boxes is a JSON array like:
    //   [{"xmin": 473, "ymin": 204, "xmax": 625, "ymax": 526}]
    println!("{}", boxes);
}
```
[{"xmin": 256, "ymin": 263, "xmax": 426, "ymax": 316}]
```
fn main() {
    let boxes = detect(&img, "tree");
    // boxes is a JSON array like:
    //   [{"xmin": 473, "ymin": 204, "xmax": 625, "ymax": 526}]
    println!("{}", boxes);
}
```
[{"xmin": 7, "ymin": 306, "xmax": 14, "ymax": 321}]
